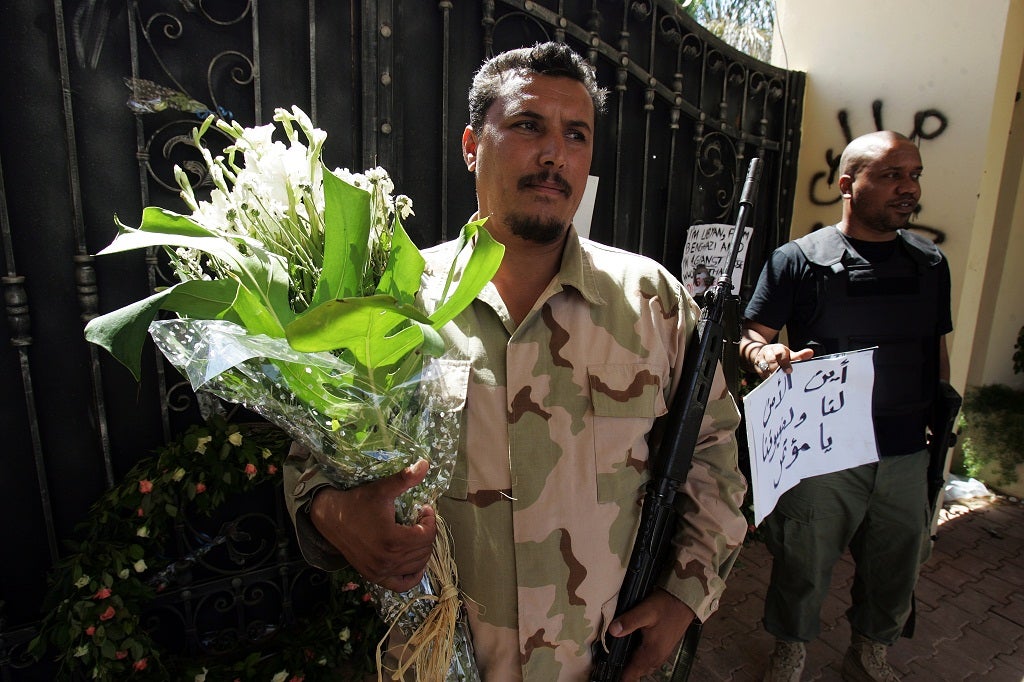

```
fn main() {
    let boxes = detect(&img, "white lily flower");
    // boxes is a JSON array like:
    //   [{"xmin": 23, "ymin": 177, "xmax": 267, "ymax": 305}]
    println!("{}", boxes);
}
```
[
  {"xmin": 233, "ymin": 122, "xmax": 277, "ymax": 154},
  {"xmin": 396, "ymin": 195, "xmax": 415, "ymax": 220}
]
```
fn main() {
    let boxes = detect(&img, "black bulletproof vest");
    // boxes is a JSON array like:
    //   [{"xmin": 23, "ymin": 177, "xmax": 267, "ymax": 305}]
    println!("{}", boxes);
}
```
[{"xmin": 789, "ymin": 225, "xmax": 942, "ymax": 417}]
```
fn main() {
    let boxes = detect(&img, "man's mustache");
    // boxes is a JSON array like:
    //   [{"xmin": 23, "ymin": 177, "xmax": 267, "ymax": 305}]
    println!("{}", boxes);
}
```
[{"xmin": 518, "ymin": 172, "xmax": 572, "ymax": 198}]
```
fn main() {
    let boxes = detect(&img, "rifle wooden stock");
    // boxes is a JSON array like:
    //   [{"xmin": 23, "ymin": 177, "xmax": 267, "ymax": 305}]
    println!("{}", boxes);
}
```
[{"xmin": 590, "ymin": 158, "xmax": 762, "ymax": 682}]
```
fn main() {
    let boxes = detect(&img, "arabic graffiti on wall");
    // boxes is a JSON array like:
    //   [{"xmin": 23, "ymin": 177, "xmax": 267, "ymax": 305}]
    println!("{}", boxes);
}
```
[{"xmin": 808, "ymin": 100, "xmax": 949, "ymax": 243}]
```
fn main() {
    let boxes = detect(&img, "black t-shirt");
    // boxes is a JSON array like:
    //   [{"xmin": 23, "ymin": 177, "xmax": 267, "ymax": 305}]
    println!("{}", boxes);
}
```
[{"xmin": 744, "ymin": 232, "xmax": 953, "ymax": 456}]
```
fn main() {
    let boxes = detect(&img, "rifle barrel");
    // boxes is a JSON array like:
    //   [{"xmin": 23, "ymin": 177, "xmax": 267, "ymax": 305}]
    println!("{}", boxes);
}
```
[{"xmin": 590, "ymin": 158, "xmax": 762, "ymax": 682}]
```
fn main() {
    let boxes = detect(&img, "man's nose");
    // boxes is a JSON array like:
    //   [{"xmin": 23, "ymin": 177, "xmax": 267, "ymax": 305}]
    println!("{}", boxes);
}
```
[
  {"xmin": 539, "ymin": 134, "xmax": 567, "ymax": 168},
  {"xmin": 898, "ymin": 176, "xmax": 921, "ymax": 196}
]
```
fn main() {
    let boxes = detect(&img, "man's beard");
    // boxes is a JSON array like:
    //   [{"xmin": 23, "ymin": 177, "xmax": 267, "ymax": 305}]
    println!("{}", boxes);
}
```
[
  {"xmin": 507, "ymin": 212, "xmax": 568, "ymax": 244},
  {"xmin": 504, "ymin": 171, "xmax": 573, "ymax": 244},
  {"xmin": 853, "ymin": 198, "xmax": 916, "ymax": 234},
  {"xmin": 877, "ymin": 212, "xmax": 913, "ymax": 233}
]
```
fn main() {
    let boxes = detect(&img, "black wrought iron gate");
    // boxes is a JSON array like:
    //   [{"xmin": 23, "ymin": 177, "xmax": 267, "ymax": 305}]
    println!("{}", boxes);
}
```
[{"xmin": 0, "ymin": 1, "xmax": 803, "ymax": 678}]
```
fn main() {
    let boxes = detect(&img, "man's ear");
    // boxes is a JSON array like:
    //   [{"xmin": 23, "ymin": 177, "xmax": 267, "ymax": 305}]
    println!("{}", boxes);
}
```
[
  {"xmin": 838, "ymin": 174, "xmax": 853, "ymax": 198},
  {"xmin": 462, "ymin": 126, "xmax": 478, "ymax": 172}
]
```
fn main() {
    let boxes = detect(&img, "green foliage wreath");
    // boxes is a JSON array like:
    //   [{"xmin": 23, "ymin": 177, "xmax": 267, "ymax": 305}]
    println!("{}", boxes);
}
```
[{"xmin": 29, "ymin": 415, "xmax": 384, "ymax": 681}]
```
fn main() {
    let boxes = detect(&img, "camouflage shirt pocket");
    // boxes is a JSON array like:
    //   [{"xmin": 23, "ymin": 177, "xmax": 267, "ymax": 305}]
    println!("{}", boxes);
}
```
[{"xmin": 588, "ymin": 363, "xmax": 669, "ymax": 504}]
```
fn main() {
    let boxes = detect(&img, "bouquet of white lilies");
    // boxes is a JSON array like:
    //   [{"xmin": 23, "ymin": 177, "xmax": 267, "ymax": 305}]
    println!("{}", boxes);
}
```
[{"xmin": 85, "ymin": 106, "xmax": 502, "ymax": 681}]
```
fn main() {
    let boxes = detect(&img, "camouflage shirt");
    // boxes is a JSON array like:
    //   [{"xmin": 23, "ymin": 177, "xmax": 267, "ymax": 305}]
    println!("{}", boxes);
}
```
[{"xmin": 285, "ymin": 226, "xmax": 748, "ymax": 680}]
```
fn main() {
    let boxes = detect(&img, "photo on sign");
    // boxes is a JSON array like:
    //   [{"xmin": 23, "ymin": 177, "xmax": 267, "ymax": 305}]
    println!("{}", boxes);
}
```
[{"xmin": 680, "ymin": 223, "xmax": 753, "ymax": 297}]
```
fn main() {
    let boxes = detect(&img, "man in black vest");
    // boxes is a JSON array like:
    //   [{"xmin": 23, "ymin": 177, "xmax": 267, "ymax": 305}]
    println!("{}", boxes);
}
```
[{"xmin": 739, "ymin": 131, "xmax": 952, "ymax": 682}]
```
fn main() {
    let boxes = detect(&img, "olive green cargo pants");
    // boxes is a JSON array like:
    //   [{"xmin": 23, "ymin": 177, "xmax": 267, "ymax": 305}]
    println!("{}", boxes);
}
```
[{"xmin": 762, "ymin": 449, "xmax": 931, "ymax": 644}]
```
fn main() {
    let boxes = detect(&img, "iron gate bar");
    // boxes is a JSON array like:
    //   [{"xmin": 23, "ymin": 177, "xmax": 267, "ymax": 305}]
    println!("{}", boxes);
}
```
[
  {"xmin": 441, "ymin": 0, "xmax": 454, "ymax": 242},
  {"xmin": 128, "ymin": 1, "xmax": 173, "ymax": 443},
  {"xmin": 251, "ymin": 0, "xmax": 264, "ymax": 126},
  {"xmin": 660, "ymin": 25, "xmax": 696, "ymax": 265},
  {"xmin": 1, "ymin": 218, "xmax": 59, "ymax": 566},
  {"xmin": 55, "ymin": 0, "xmax": 118, "ymax": 493},
  {"xmin": 636, "ymin": 4, "xmax": 658, "ymax": 255}
]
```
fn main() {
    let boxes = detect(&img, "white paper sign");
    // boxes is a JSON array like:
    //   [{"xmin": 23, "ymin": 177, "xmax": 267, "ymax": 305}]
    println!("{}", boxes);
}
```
[
  {"xmin": 572, "ymin": 175, "xmax": 600, "ymax": 239},
  {"xmin": 744, "ymin": 349, "xmax": 879, "ymax": 526},
  {"xmin": 680, "ymin": 223, "xmax": 753, "ymax": 297}
]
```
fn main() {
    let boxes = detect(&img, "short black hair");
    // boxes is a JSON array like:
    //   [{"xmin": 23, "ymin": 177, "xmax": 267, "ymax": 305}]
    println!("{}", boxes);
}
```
[{"xmin": 467, "ymin": 42, "xmax": 608, "ymax": 133}]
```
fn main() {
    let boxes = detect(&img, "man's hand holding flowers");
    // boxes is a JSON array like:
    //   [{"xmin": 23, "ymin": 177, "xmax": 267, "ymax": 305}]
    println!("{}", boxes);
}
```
[{"xmin": 311, "ymin": 459, "xmax": 438, "ymax": 593}]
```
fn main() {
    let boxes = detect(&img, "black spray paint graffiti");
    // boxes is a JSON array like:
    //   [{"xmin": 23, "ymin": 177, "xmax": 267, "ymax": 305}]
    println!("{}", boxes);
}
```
[{"xmin": 808, "ymin": 100, "xmax": 949, "ymax": 243}]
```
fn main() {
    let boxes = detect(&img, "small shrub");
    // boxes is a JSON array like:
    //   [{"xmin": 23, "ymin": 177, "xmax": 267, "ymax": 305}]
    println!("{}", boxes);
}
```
[
  {"xmin": 28, "ymin": 416, "xmax": 384, "ymax": 681},
  {"xmin": 958, "ymin": 384, "xmax": 1024, "ymax": 485}
]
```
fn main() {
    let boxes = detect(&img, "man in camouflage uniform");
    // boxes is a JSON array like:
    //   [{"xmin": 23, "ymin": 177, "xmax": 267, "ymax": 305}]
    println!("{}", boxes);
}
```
[{"xmin": 285, "ymin": 42, "xmax": 748, "ymax": 680}]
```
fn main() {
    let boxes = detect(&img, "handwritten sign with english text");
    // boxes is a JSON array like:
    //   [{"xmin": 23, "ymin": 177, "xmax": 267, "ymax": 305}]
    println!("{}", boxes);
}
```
[{"xmin": 681, "ymin": 223, "xmax": 753, "ymax": 297}]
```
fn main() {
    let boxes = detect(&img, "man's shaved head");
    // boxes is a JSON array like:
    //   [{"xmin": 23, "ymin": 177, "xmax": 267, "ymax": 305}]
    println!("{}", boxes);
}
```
[{"xmin": 839, "ymin": 131, "xmax": 914, "ymax": 180}]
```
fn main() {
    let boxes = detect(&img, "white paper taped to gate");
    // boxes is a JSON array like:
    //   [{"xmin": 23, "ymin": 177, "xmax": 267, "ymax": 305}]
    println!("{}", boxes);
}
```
[
  {"xmin": 680, "ymin": 223, "xmax": 753, "ymax": 297},
  {"xmin": 744, "ymin": 348, "xmax": 879, "ymax": 526}
]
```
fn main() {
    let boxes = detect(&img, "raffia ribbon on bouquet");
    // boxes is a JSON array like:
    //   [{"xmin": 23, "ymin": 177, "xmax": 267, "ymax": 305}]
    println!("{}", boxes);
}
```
[{"xmin": 376, "ymin": 515, "xmax": 465, "ymax": 681}]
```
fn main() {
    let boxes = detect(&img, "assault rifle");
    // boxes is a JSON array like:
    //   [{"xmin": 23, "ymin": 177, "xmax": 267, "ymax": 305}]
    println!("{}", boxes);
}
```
[
  {"xmin": 901, "ymin": 378, "xmax": 961, "ymax": 639},
  {"xmin": 926, "ymin": 380, "xmax": 962, "ymax": 519},
  {"xmin": 591, "ymin": 157, "xmax": 763, "ymax": 682}
]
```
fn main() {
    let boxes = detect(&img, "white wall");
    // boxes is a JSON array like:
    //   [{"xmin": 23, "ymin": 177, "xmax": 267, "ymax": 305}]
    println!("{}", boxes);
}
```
[
  {"xmin": 772, "ymin": 0, "xmax": 1024, "ymax": 390},
  {"xmin": 982, "ymin": 91, "xmax": 1024, "ymax": 389}
]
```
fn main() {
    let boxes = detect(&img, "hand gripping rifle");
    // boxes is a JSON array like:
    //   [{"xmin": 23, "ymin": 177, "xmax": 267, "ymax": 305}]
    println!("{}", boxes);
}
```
[{"xmin": 591, "ymin": 157, "xmax": 763, "ymax": 682}]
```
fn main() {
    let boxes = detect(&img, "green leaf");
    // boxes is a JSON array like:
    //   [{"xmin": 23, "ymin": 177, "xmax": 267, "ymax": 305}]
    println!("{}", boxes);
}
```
[
  {"xmin": 105, "ymin": 208, "xmax": 216, "ymax": 244},
  {"xmin": 357, "ymin": 320, "xmax": 426, "ymax": 370},
  {"xmin": 84, "ymin": 279, "xmax": 242, "ymax": 380},
  {"xmin": 429, "ymin": 218, "xmax": 504, "ymax": 329},
  {"xmin": 286, "ymin": 294, "xmax": 432, "ymax": 360},
  {"xmin": 102, "ymin": 209, "xmax": 253, "ymax": 267},
  {"xmin": 230, "ymin": 282, "xmax": 286, "ymax": 338},
  {"xmin": 27, "ymin": 634, "xmax": 45, "ymax": 658},
  {"xmin": 229, "ymin": 241, "xmax": 294, "ymax": 332},
  {"xmin": 376, "ymin": 215, "xmax": 425, "ymax": 305},
  {"xmin": 313, "ymin": 169, "xmax": 372, "ymax": 305},
  {"xmin": 100, "ymin": 207, "xmax": 293, "ymax": 332}
]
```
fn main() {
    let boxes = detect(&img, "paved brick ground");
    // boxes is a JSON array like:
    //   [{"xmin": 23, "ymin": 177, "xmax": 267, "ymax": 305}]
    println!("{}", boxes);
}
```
[{"xmin": 690, "ymin": 495, "xmax": 1024, "ymax": 681}]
